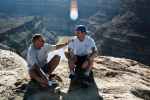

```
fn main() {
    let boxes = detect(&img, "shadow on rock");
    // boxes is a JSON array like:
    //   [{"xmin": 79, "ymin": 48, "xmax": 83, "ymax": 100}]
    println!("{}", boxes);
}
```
[
  {"xmin": 131, "ymin": 88, "xmax": 150, "ymax": 100},
  {"xmin": 62, "ymin": 72, "xmax": 103, "ymax": 100},
  {"xmin": 23, "ymin": 80, "xmax": 61, "ymax": 100},
  {"xmin": 16, "ymin": 73, "xmax": 103, "ymax": 100}
]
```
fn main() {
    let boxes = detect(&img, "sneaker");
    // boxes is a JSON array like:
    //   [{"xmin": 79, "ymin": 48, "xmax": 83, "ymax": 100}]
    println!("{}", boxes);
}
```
[{"xmin": 69, "ymin": 74, "xmax": 76, "ymax": 80}]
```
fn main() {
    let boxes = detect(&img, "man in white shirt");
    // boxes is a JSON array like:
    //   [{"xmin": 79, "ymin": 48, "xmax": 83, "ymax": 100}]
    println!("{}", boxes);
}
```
[
  {"xmin": 27, "ymin": 34, "xmax": 68, "ymax": 87},
  {"xmin": 66, "ymin": 25, "xmax": 97, "ymax": 82}
]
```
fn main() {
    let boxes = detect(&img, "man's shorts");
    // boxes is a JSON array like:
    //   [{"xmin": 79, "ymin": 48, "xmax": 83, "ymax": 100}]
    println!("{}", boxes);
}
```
[
  {"xmin": 75, "ymin": 55, "xmax": 88, "ymax": 67},
  {"xmin": 75, "ymin": 55, "xmax": 89, "ymax": 74}
]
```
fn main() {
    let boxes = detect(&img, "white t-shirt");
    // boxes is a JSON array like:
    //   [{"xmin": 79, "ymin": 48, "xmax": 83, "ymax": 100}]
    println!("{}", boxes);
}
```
[
  {"xmin": 27, "ymin": 43, "xmax": 56, "ymax": 69},
  {"xmin": 68, "ymin": 35, "xmax": 97, "ymax": 56}
]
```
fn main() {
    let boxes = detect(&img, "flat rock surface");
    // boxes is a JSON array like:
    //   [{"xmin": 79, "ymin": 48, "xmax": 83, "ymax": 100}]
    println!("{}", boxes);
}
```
[{"xmin": 0, "ymin": 49, "xmax": 150, "ymax": 100}]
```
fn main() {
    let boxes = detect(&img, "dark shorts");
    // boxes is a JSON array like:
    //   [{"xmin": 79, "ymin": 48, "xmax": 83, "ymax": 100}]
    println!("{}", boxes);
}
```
[
  {"xmin": 41, "ymin": 63, "xmax": 49, "ymax": 73},
  {"xmin": 74, "ymin": 55, "xmax": 89, "ymax": 75},
  {"xmin": 75, "ymin": 55, "xmax": 88, "ymax": 67}
]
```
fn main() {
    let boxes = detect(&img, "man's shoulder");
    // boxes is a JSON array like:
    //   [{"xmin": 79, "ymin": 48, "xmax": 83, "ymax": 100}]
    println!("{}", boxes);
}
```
[
  {"xmin": 86, "ymin": 35, "xmax": 95, "ymax": 41},
  {"xmin": 43, "ymin": 43, "xmax": 50, "ymax": 46},
  {"xmin": 27, "ymin": 44, "xmax": 36, "ymax": 54},
  {"xmin": 43, "ymin": 43, "xmax": 56, "ymax": 51},
  {"xmin": 42, "ymin": 43, "xmax": 50, "ymax": 49},
  {"xmin": 70, "ymin": 36, "xmax": 77, "ymax": 42},
  {"xmin": 28, "ymin": 44, "xmax": 33, "ymax": 51},
  {"xmin": 72, "ymin": 36, "xmax": 77, "ymax": 40}
]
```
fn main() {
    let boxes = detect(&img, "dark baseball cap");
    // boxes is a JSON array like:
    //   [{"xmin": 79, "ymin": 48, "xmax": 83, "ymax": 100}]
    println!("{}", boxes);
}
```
[{"xmin": 75, "ymin": 25, "xmax": 87, "ymax": 33}]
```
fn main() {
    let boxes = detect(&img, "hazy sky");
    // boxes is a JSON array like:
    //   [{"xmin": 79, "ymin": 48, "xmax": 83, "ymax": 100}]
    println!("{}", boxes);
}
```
[{"xmin": 0, "ymin": 0, "xmax": 101, "ymax": 17}]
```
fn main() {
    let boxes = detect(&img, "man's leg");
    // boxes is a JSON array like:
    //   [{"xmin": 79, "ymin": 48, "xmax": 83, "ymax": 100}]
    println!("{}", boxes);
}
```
[
  {"xmin": 68, "ymin": 55, "xmax": 77, "ymax": 75},
  {"xmin": 88, "ymin": 56, "xmax": 94, "ymax": 70},
  {"xmin": 82, "ymin": 56, "xmax": 94, "ymax": 76},
  {"xmin": 65, "ymin": 51, "xmax": 77, "ymax": 79},
  {"xmin": 65, "ymin": 51, "xmax": 76, "ymax": 74},
  {"xmin": 29, "ymin": 68, "xmax": 48, "ymax": 87},
  {"xmin": 47, "ymin": 55, "xmax": 61, "ymax": 75}
]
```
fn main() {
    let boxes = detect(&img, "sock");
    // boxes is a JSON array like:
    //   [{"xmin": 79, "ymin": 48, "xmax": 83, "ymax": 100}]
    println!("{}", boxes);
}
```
[
  {"xmin": 48, "ymin": 80, "xmax": 57, "ymax": 86},
  {"xmin": 48, "ymin": 81, "xmax": 52, "ymax": 86}
]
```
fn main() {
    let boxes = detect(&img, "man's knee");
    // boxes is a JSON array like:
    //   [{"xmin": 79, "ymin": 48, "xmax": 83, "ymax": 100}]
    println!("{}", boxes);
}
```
[
  {"xmin": 48, "ymin": 55, "xmax": 61, "ymax": 67},
  {"xmin": 53, "ymin": 55, "xmax": 61, "ymax": 62},
  {"xmin": 64, "ymin": 51, "xmax": 69, "ymax": 59},
  {"xmin": 68, "ymin": 56, "xmax": 77, "ymax": 65}
]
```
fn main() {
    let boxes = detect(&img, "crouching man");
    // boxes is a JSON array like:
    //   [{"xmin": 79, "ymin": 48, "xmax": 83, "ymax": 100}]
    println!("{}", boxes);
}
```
[{"xmin": 66, "ymin": 25, "xmax": 97, "ymax": 83}]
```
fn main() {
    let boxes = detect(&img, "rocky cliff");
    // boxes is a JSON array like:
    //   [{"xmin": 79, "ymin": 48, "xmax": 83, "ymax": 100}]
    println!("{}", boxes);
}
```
[
  {"xmin": 0, "ymin": 49, "xmax": 150, "ymax": 100},
  {"xmin": 0, "ymin": 49, "xmax": 28, "ymax": 100},
  {"xmin": 92, "ymin": 0, "xmax": 150, "ymax": 65},
  {"xmin": 0, "ymin": 0, "xmax": 149, "ymax": 65},
  {"xmin": 0, "ymin": 16, "xmax": 58, "ymax": 57}
]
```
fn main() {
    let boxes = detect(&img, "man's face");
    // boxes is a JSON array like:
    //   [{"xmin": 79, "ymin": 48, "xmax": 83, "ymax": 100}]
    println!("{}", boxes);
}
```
[
  {"xmin": 75, "ymin": 31, "xmax": 85, "ymax": 41},
  {"xmin": 34, "ymin": 37, "xmax": 45, "ymax": 49}
]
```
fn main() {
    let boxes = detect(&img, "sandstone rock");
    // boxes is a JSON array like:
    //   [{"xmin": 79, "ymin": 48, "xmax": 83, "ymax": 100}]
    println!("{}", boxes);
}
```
[
  {"xmin": 0, "ymin": 49, "xmax": 28, "ymax": 100},
  {"xmin": 0, "ymin": 45, "xmax": 150, "ymax": 100}
]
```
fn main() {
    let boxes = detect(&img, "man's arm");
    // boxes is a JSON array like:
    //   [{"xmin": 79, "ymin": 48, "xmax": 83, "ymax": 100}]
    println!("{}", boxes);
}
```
[
  {"xmin": 32, "ymin": 64, "xmax": 48, "ymax": 81},
  {"xmin": 68, "ymin": 48, "xmax": 75, "ymax": 59},
  {"xmin": 54, "ymin": 38, "xmax": 74, "ymax": 50},
  {"xmin": 87, "ymin": 47, "xmax": 98, "ymax": 60},
  {"xmin": 55, "ymin": 42, "xmax": 68, "ymax": 50}
]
